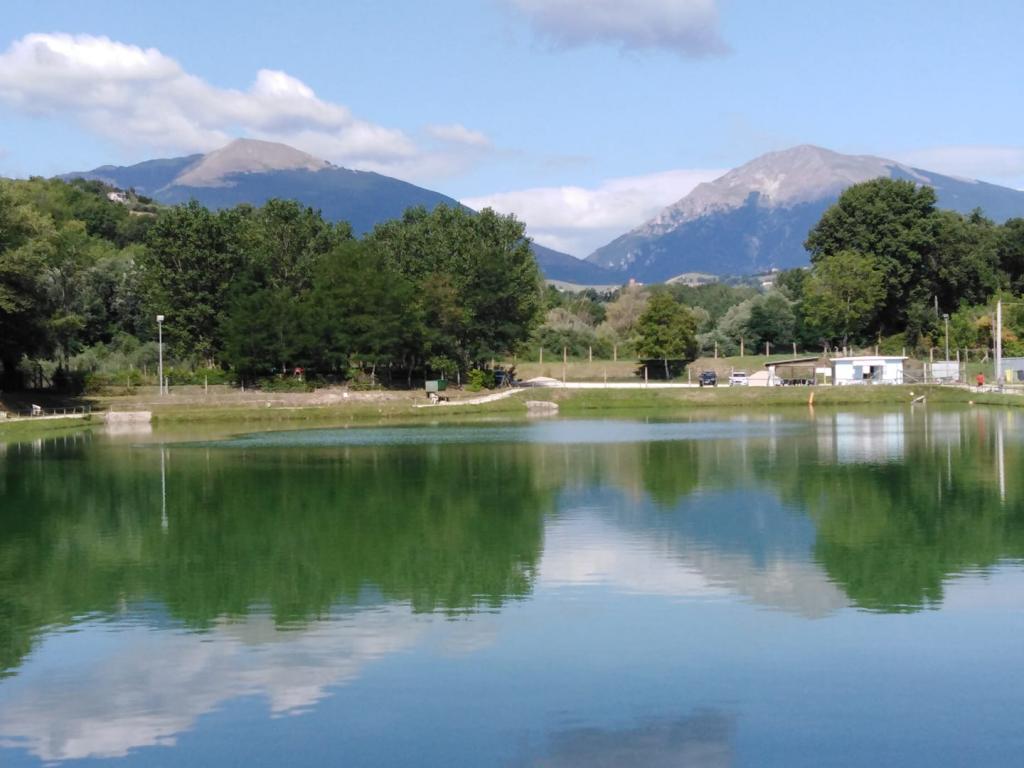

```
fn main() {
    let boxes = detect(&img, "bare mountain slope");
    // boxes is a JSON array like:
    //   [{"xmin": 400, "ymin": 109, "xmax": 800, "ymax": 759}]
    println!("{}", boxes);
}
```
[{"xmin": 587, "ymin": 145, "xmax": 1024, "ymax": 281}]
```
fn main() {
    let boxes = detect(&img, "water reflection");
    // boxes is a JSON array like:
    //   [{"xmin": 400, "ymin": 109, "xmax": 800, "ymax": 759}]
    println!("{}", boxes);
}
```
[
  {"xmin": 0, "ymin": 408, "xmax": 1022, "ymax": 765},
  {"xmin": 527, "ymin": 710, "xmax": 735, "ymax": 768},
  {"xmin": 0, "ymin": 608, "xmax": 429, "ymax": 762}
]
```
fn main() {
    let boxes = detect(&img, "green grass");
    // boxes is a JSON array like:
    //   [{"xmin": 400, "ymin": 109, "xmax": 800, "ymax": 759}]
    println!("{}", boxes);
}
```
[
  {"xmin": 147, "ymin": 395, "xmax": 528, "ymax": 426},
  {"xmin": 0, "ymin": 415, "xmax": 95, "ymax": 440},
  {"xmin": 510, "ymin": 359, "xmax": 639, "ymax": 381},
  {"xmin": 6, "ymin": 384, "xmax": 1020, "ymax": 437},
  {"xmin": 519, "ymin": 385, "xmax": 1020, "ymax": 412}
]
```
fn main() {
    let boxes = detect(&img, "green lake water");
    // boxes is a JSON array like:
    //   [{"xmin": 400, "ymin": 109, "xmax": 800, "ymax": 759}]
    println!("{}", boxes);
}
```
[{"xmin": 0, "ymin": 407, "xmax": 1022, "ymax": 766}]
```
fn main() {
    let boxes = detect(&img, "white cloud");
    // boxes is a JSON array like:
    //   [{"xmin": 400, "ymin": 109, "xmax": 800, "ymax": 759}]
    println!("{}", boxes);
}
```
[
  {"xmin": 0, "ymin": 608, "xmax": 433, "ymax": 762},
  {"xmin": 505, "ymin": 0, "xmax": 728, "ymax": 57},
  {"xmin": 897, "ymin": 145, "xmax": 1024, "ymax": 188},
  {"xmin": 463, "ymin": 167, "xmax": 723, "ymax": 256},
  {"xmin": 0, "ymin": 33, "xmax": 490, "ymax": 182},
  {"xmin": 539, "ymin": 515, "xmax": 848, "ymax": 618},
  {"xmin": 426, "ymin": 122, "xmax": 492, "ymax": 148}
]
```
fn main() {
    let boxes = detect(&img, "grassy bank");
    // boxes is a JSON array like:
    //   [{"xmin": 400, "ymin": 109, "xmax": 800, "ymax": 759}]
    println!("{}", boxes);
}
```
[
  {"xmin": 519, "ymin": 385, "xmax": 1018, "ymax": 412},
  {"xmin": 145, "ymin": 394, "xmax": 526, "ymax": 426},
  {"xmin": 4, "ymin": 385, "xmax": 1019, "ymax": 439},
  {"xmin": 0, "ymin": 415, "xmax": 95, "ymax": 440},
  {"xmin": 129, "ymin": 384, "xmax": 1023, "ymax": 428}
]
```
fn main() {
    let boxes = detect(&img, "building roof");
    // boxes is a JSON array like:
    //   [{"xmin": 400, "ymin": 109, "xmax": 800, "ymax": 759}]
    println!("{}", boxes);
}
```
[
  {"xmin": 831, "ymin": 356, "xmax": 907, "ymax": 362},
  {"xmin": 763, "ymin": 356, "xmax": 822, "ymax": 368}
]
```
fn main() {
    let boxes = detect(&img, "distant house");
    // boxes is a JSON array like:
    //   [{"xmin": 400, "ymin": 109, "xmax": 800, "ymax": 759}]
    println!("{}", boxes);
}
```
[
  {"xmin": 831, "ymin": 355, "xmax": 906, "ymax": 385},
  {"xmin": 106, "ymin": 190, "xmax": 129, "ymax": 204}
]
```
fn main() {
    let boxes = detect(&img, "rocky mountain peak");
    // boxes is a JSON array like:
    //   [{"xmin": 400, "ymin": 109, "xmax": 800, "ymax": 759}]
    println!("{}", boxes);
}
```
[
  {"xmin": 172, "ymin": 138, "xmax": 332, "ymax": 188},
  {"xmin": 586, "ymin": 144, "xmax": 1024, "ymax": 281},
  {"xmin": 643, "ymin": 145, "xmax": 900, "ymax": 237}
]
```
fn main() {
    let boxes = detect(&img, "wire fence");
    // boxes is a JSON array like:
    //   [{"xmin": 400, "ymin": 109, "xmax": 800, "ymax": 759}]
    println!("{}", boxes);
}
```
[{"xmin": 0, "ymin": 405, "xmax": 91, "ymax": 420}]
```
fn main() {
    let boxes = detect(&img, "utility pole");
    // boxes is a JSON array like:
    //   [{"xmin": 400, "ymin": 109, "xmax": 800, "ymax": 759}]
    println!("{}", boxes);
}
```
[
  {"xmin": 996, "ymin": 300, "xmax": 1003, "ymax": 385},
  {"xmin": 943, "ymin": 313, "xmax": 950, "ymax": 362},
  {"xmin": 156, "ymin": 315, "xmax": 165, "ymax": 396}
]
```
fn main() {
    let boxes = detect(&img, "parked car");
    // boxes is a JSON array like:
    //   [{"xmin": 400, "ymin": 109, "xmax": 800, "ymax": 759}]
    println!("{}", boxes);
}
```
[
  {"xmin": 728, "ymin": 371, "xmax": 749, "ymax": 386},
  {"xmin": 698, "ymin": 370, "xmax": 717, "ymax": 387}
]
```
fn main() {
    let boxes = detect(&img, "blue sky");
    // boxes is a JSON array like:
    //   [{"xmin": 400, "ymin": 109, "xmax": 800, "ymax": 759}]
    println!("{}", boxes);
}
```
[{"xmin": 1, "ymin": 0, "xmax": 1022, "ymax": 255}]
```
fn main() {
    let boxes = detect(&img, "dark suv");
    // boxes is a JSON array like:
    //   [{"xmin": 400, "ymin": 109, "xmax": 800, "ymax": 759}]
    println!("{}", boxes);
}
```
[{"xmin": 698, "ymin": 370, "xmax": 717, "ymax": 387}]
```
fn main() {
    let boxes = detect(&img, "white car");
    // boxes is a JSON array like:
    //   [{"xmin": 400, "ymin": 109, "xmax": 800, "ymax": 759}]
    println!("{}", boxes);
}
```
[{"xmin": 728, "ymin": 371, "xmax": 749, "ymax": 386}]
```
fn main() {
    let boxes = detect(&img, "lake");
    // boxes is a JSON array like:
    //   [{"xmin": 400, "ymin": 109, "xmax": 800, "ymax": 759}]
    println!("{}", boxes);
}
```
[{"xmin": 0, "ymin": 407, "xmax": 1022, "ymax": 766}]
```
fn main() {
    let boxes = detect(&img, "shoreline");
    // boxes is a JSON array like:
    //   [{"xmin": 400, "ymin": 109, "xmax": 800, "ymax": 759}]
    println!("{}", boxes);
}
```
[{"xmin": 2, "ymin": 384, "xmax": 1020, "ymax": 440}]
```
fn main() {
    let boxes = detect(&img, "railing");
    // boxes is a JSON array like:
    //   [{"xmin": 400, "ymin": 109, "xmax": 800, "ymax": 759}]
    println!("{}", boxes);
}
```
[{"xmin": 0, "ymin": 405, "xmax": 91, "ymax": 419}]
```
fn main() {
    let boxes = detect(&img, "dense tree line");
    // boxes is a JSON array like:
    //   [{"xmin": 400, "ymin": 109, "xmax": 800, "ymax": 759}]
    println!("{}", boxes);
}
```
[
  {"xmin": 5, "ymin": 174, "xmax": 1024, "ymax": 391},
  {"xmin": 801, "ymin": 179, "xmax": 1024, "ymax": 349},
  {"xmin": 552, "ymin": 178, "xmax": 1024, "ymax": 365},
  {"xmin": 0, "ymin": 178, "xmax": 542, "ymax": 389}
]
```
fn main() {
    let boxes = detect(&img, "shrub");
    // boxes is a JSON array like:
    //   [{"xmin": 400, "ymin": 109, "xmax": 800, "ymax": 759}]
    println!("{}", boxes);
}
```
[
  {"xmin": 467, "ymin": 368, "xmax": 496, "ymax": 392},
  {"xmin": 258, "ymin": 376, "xmax": 314, "ymax": 392}
]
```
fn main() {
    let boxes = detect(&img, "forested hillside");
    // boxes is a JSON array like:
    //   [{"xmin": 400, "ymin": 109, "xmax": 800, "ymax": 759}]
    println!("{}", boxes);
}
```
[{"xmin": 0, "ymin": 178, "xmax": 542, "ymax": 390}]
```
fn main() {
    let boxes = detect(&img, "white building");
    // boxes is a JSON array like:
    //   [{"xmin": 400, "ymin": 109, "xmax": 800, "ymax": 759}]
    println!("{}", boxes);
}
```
[{"xmin": 831, "ymin": 355, "xmax": 906, "ymax": 385}]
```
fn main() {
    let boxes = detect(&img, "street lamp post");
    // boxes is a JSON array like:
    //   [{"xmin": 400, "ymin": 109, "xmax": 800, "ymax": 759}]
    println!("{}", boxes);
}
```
[
  {"xmin": 157, "ymin": 315, "xmax": 165, "ymax": 396},
  {"xmin": 943, "ymin": 313, "xmax": 950, "ymax": 362}
]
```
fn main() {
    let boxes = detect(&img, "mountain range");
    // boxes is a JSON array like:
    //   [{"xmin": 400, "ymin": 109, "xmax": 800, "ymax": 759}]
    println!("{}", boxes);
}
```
[
  {"xmin": 64, "ymin": 141, "xmax": 1024, "ymax": 285},
  {"xmin": 585, "ymin": 145, "xmax": 1024, "ymax": 282},
  {"xmin": 65, "ymin": 138, "xmax": 610, "ymax": 283}
]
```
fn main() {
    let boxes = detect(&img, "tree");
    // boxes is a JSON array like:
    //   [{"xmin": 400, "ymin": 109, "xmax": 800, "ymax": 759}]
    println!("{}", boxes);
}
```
[
  {"xmin": 310, "ymin": 241, "xmax": 421, "ymax": 382},
  {"xmin": 236, "ymin": 199, "xmax": 352, "ymax": 293},
  {"xmin": 365, "ymin": 205, "xmax": 542, "ymax": 371},
  {"xmin": 775, "ymin": 268, "xmax": 808, "ymax": 301},
  {"xmin": 746, "ymin": 293, "xmax": 796, "ymax": 349},
  {"xmin": 635, "ymin": 292, "xmax": 697, "ymax": 379},
  {"xmin": 0, "ymin": 183, "xmax": 53, "ymax": 385},
  {"xmin": 715, "ymin": 298, "xmax": 755, "ymax": 347},
  {"xmin": 805, "ymin": 179, "xmax": 938, "ymax": 331},
  {"xmin": 802, "ymin": 250, "xmax": 886, "ymax": 348},
  {"xmin": 139, "ymin": 202, "xmax": 244, "ymax": 362},
  {"xmin": 999, "ymin": 218, "xmax": 1024, "ymax": 292},
  {"xmin": 221, "ymin": 285, "xmax": 306, "ymax": 381},
  {"xmin": 931, "ymin": 209, "xmax": 1000, "ymax": 309}
]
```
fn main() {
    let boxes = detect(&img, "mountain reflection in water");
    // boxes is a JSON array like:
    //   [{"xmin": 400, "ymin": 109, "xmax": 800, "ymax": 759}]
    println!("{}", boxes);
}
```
[{"xmin": 0, "ymin": 408, "xmax": 1021, "ymax": 766}]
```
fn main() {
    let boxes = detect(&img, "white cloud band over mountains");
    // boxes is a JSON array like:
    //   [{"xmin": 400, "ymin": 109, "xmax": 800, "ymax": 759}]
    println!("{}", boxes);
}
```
[
  {"xmin": 0, "ymin": 33, "xmax": 489, "ymax": 182},
  {"xmin": 897, "ymin": 145, "xmax": 1024, "ymax": 189},
  {"xmin": 505, "ymin": 0, "xmax": 728, "ymax": 57},
  {"xmin": 464, "ymin": 167, "xmax": 723, "ymax": 256}
]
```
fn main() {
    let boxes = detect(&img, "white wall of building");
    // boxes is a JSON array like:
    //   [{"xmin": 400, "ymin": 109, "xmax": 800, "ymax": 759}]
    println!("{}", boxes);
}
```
[{"xmin": 831, "ymin": 356, "xmax": 905, "ymax": 385}]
